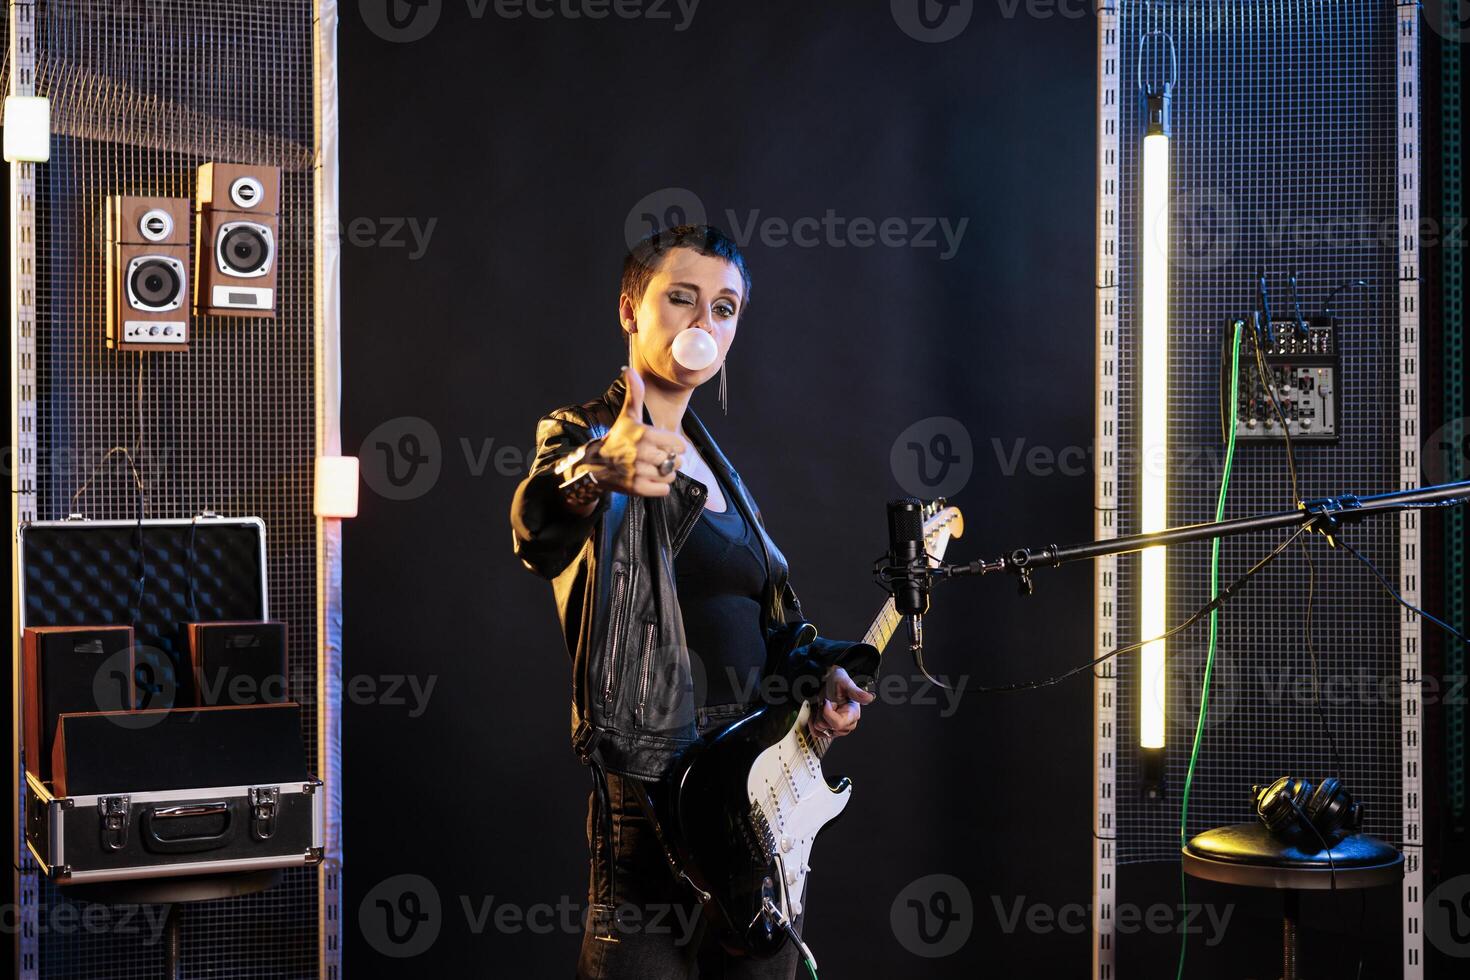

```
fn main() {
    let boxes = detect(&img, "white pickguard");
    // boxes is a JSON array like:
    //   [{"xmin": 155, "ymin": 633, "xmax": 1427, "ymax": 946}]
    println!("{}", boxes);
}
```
[{"xmin": 745, "ymin": 700, "xmax": 849, "ymax": 919}]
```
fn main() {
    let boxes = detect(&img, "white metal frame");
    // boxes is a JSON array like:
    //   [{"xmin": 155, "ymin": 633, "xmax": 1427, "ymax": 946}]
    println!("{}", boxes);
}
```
[
  {"xmin": 313, "ymin": 2, "xmax": 345, "ymax": 977},
  {"xmin": 9, "ymin": 0, "xmax": 42, "ymax": 975},
  {"xmin": 1394, "ymin": 3, "xmax": 1423, "ymax": 976},
  {"xmin": 1093, "ymin": 5, "xmax": 1120, "ymax": 979}
]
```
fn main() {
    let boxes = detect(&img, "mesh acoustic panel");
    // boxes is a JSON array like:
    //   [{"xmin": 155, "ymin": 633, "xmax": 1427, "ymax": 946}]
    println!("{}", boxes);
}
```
[
  {"xmin": 7, "ymin": 2, "xmax": 322, "ymax": 977},
  {"xmin": 1111, "ymin": 0, "xmax": 1405, "ymax": 865}
]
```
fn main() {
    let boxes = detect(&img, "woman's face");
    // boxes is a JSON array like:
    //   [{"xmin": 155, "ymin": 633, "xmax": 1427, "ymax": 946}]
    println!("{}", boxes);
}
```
[{"xmin": 620, "ymin": 247, "xmax": 743, "ymax": 390}]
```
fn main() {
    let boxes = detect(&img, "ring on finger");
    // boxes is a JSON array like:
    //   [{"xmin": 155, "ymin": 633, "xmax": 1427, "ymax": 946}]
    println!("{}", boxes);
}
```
[{"xmin": 657, "ymin": 450, "xmax": 677, "ymax": 477}]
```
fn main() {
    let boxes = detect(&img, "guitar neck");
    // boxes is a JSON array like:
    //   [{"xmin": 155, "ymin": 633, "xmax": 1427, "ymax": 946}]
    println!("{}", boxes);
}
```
[
  {"xmin": 811, "ymin": 598, "xmax": 906, "ymax": 760},
  {"xmin": 863, "ymin": 598, "xmax": 905, "ymax": 655}
]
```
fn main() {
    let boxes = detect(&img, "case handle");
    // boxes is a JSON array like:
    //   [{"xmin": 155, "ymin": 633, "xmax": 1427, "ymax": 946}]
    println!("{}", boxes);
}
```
[{"xmin": 142, "ymin": 801, "xmax": 233, "ymax": 853}]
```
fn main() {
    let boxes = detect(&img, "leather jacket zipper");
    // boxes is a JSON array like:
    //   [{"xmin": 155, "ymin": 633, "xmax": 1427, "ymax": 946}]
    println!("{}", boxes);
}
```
[
  {"xmin": 634, "ymin": 621, "xmax": 657, "ymax": 727},
  {"xmin": 601, "ymin": 500, "xmax": 643, "ymax": 706},
  {"xmin": 602, "ymin": 564, "xmax": 628, "ymax": 704}
]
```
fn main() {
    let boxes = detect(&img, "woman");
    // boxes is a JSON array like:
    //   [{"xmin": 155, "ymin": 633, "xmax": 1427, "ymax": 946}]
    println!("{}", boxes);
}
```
[{"xmin": 510, "ymin": 225, "xmax": 878, "ymax": 979}]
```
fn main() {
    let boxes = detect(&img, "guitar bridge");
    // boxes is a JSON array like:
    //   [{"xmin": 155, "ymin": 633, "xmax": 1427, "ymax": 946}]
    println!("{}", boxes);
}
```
[{"xmin": 747, "ymin": 802, "xmax": 777, "ymax": 862}]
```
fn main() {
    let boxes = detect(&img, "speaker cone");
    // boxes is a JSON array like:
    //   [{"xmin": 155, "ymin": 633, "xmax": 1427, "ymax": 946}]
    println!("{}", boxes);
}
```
[
  {"xmin": 218, "ymin": 223, "xmax": 274, "ymax": 277},
  {"xmin": 128, "ymin": 257, "xmax": 184, "ymax": 311}
]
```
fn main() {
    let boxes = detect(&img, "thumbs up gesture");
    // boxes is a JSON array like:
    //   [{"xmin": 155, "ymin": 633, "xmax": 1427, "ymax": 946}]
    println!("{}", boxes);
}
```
[{"xmin": 575, "ymin": 364, "xmax": 687, "ymax": 498}]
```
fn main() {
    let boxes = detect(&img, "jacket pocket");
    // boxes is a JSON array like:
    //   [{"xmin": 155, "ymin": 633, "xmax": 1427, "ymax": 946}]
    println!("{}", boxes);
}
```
[
  {"xmin": 601, "ymin": 563, "xmax": 629, "ymax": 705},
  {"xmin": 634, "ymin": 621, "xmax": 657, "ymax": 728}
]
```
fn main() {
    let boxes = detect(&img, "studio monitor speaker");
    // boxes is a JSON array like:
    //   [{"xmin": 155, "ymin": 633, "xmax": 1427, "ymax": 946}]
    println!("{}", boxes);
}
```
[
  {"xmin": 107, "ymin": 196, "xmax": 191, "ymax": 350},
  {"xmin": 23, "ymin": 625, "xmax": 136, "ymax": 782},
  {"xmin": 195, "ymin": 162, "xmax": 280, "ymax": 316}
]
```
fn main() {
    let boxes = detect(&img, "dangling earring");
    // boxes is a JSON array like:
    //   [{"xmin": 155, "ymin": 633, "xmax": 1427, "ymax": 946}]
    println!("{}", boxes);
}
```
[{"xmin": 718, "ymin": 359, "xmax": 728, "ymax": 414}]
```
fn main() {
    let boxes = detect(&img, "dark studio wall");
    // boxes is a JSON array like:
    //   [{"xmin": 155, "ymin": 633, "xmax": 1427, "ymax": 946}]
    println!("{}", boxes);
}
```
[{"xmin": 339, "ymin": 0, "xmax": 1421, "ymax": 977}]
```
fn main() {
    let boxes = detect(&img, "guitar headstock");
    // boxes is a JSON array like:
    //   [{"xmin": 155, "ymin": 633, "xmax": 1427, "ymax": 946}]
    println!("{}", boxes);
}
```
[{"xmin": 921, "ymin": 498, "xmax": 964, "ymax": 565}]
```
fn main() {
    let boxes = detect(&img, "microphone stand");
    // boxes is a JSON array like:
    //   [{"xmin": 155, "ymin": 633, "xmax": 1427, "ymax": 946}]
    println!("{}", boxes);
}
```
[
  {"xmin": 873, "ymin": 480, "xmax": 1470, "ymax": 690},
  {"xmin": 927, "ymin": 479, "xmax": 1470, "ymax": 593}
]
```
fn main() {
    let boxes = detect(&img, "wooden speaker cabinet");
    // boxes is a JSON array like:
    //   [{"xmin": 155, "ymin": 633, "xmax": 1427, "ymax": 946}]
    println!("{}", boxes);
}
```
[
  {"xmin": 106, "ymin": 196, "xmax": 191, "ymax": 350},
  {"xmin": 195, "ymin": 162, "xmax": 280, "ymax": 317},
  {"xmin": 22, "ymin": 625, "xmax": 136, "ymax": 781}
]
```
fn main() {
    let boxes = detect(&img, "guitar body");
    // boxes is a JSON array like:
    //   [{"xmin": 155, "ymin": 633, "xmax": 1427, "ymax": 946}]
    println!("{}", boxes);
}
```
[
  {"xmin": 658, "ymin": 500, "xmax": 963, "ymax": 960},
  {"xmin": 665, "ymin": 698, "xmax": 849, "ymax": 958}
]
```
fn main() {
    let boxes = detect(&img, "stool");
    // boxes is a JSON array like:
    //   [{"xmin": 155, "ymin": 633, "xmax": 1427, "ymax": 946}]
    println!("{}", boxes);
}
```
[
  {"xmin": 61, "ymin": 869, "xmax": 282, "ymax": 979},
  {"xmin": 1182, "ymin": 823, "xmax": 1401, "ymax": 980}
]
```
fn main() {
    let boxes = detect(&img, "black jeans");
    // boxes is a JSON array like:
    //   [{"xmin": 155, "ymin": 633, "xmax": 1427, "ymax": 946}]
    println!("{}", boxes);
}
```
[{"xmin": 574, "ymin": 704, "xmax": 806, "ymax": 980}]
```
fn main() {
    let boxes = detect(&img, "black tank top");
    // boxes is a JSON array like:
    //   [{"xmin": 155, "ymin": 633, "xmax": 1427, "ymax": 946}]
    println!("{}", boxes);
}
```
[{"xmin": 674, "ymin": 475, "xmax": 770, "ymax": 709}]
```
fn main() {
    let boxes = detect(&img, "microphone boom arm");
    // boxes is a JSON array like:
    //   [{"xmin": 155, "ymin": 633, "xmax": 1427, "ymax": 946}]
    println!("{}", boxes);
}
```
[{"xmin": 917, "ymin": 479, "xmax": 1470, "ymax": 594}]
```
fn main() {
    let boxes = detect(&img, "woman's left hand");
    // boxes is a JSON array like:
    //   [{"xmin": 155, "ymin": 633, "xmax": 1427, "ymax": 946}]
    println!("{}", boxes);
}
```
[{"xmin": 808, "ymin": 666, "xmax": 877, "ymax": 739}]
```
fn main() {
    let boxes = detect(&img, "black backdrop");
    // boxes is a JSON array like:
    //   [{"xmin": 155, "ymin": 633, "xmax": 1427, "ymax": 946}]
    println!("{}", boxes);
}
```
[{"xmin": 335, "ymin": 1, "xmax": 1401, "ymax": 976}]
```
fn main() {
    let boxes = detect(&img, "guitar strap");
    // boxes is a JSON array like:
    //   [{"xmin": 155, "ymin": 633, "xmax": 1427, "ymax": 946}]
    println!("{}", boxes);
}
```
[{"xmin": 605, "ymin": 763, "xmax": 713, "ymax": 907}]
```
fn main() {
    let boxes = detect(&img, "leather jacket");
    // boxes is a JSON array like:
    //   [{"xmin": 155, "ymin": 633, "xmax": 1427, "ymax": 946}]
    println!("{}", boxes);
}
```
[{"xmin": 510, "ymin": 375, "xmax": 879, "ymax": 780}]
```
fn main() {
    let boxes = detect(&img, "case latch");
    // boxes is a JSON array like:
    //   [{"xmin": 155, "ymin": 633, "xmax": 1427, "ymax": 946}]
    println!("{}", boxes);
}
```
[
  {"xmin": 249, "ymin": 786, "xmax": 279, "ymax": 840},
  {"xmin": 100, "ymin": 796, "xmax": 131, "ymax": 851}
]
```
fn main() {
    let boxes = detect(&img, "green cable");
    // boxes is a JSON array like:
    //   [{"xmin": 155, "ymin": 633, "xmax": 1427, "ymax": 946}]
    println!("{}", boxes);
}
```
[
  {"xmin": 804, "ymin": 957, "xmax": 819, "ymax": 980},
  {"xmin": 1176, "ymin": 320, "xmax": 1243, "ymax": 980}
]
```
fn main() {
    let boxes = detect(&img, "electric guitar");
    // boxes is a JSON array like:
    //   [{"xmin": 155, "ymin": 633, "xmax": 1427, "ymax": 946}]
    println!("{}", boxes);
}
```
[{"xmin": 659, "ymin": 500, "xmax": 964, "ymax": 961}]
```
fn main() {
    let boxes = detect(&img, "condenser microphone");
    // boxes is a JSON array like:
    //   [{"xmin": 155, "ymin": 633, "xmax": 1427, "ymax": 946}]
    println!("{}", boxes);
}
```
[
  {"xmin": 882, "ymin": 498, "xmax": 952, "ymax": 691},
  {"xmin": 888, "ymin": 497, "xmax": 930, "ymax": 648}
]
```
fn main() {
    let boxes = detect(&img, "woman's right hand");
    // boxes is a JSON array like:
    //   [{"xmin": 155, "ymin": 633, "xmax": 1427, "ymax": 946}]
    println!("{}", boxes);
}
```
[{"xmin": 577, "ymin": 364, "xmax": 687, "ymax": 498}]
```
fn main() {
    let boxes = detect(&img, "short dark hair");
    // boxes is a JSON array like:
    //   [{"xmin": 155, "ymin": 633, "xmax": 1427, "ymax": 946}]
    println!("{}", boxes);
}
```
[{"xmin": 620, "ymin": 224, "xmax": 752, "ymax": 312}]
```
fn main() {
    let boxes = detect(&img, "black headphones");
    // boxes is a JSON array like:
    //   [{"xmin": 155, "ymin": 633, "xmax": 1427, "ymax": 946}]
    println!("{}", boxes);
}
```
[{"xmin": 1251, "ymin": 775, "xmax": 1363, "ymax": 844}]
